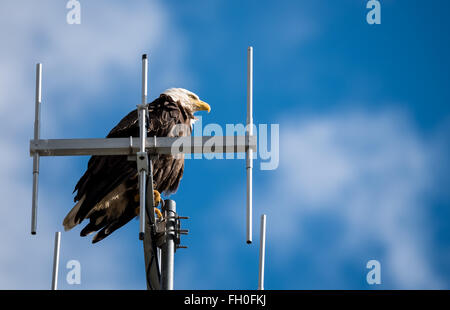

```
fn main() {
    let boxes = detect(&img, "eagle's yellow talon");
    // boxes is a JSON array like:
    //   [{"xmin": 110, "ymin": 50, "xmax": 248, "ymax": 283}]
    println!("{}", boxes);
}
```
[
  {"xmin": 153, "ymin": 189, "xmax": 161, "ymax": 207},
  {"xmin": 134, "ymin": 190, "xmax": 161, "ymax": 218},
  {"xmin": 153, "ymin": 190, "xmax": 162, "ymax": 219},
  {"xmin": 134, "ymin": 190, "xmax": 161, "ymax": 206},
  {"xmin": 154, "ymin": 207, "xmax": 162, "ymax": 219}
]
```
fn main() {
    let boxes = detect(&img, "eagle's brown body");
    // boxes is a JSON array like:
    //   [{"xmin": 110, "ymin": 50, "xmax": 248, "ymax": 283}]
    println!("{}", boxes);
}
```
[{"xmin": 63, "ymin": 93, "xmax": 196, "ymax": 243}]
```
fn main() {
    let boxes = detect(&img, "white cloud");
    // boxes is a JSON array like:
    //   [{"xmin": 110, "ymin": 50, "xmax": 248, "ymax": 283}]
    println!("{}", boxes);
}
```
[
  {"xmin": 0, "ymin": 0, "xmax": 190, "ymax": 289},
  {"xmin": 252, "ymin": 109, "xmax": 444, "ymax": 288}
]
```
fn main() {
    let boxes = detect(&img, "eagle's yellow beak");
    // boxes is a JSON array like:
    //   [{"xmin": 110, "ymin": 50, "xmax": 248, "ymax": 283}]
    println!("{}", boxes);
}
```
[{"xmin": 194, "ymin": 99, "xmax": 211, "ymax": 113}]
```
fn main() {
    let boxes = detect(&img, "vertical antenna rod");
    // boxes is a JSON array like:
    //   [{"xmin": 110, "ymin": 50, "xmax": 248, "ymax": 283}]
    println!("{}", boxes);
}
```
[
  {"xmin": 31, "ymin": 63, "xmax": 42, "ymax": 235},
  {"xmin": 161, "ymin": 199, "xmax": 176, "ymax": 290},
  {"xmin": 144, "ymin": 155, "xmax": 159, "ymax": 289},
  {"xmin": 140, "ymin": 54, "xmax": 159, "ymax": 289},
  {"xmin": 246, "ymin": 47, "xmax": 254, "ymax": 244},
  {"xmin": 138, "ymin": 54, "xmax": 149, "ymax": 240},
  {"xmin": 258, "ymin": 214, "xmax": 266, "ymax": 290},
  {"xmin": 51, "ymin": 232, "xmax": 61, "ymax": 290}
]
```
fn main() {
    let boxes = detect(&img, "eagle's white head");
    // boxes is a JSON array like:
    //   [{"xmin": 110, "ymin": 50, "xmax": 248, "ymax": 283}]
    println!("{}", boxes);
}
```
[{"xmin": 162, "ymin": 88, "xmax": 211, "ymax": 114}]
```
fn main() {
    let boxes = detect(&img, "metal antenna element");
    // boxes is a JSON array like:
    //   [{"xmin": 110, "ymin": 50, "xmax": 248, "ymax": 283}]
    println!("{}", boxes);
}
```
[
  {"xmin": 137, "ymin": 54, "xmax": 160, "ymax": 290},
  {"xmin": 31, "ymin": 63, "xmax": 42, "ymax": 235},
  {"xmin": 246, "ymin": 46, "xmax": 254, "ymax": 244},
  {"xmin": 51, "ymin": 232, "xmax": 61, "ymax": 290},
  {"xmin": 258, "ymin": 214, "xmax": 266, "ymax": 290},
  {"xmin": 143, "ymin": 155, "xmax": 159, "ymax": 290},
  {"xmin": 137, "ymin": 54, "xmax": 149, "ymax": 240},
  {"xmin": 161, "ymin": 200, "xmax": 176, "ymax": 290}
]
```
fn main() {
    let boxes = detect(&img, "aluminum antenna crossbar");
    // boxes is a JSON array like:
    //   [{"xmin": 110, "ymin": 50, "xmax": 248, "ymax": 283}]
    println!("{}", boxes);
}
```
[{"xmin": 29, "ymin": 136, "xmax": 256, "ymax": 157}]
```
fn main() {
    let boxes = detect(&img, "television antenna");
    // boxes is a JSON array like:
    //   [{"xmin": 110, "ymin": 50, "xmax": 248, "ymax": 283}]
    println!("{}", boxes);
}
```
[{"xmin": 30, "ymin": 47, "xmax": 266, "ymax": 290}]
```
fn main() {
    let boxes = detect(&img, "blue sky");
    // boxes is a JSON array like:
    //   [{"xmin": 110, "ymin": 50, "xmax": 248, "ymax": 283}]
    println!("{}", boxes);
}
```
[{"xmin": 0, "ymin": 0, "xmax": 449, "ymax": 289}]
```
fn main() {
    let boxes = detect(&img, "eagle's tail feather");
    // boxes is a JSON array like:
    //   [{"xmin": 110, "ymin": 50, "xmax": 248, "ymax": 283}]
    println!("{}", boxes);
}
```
[
  {"xmin": 63, "ymin": 195, "xmax": 86, "ymax": 231},
  {"xmin": 92, "ymin": 217, "xmax": 130, "ymax": 243},
  {"xmin": 92, "ymin": 224, "xmax": 117, "ymax": 243},
  {"xmin": 92, "ymin": 229, "xmax": 108, "ymax": 244},
  {"xmin": 80, "ymin": 222, "xmax": 98, "ymax": 236}
]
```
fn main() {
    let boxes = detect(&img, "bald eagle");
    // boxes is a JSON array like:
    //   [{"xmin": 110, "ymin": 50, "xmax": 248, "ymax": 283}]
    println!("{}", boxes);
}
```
[{"xmin": 63, "ymin": 88, "xmax": 210, "ymax": 243}]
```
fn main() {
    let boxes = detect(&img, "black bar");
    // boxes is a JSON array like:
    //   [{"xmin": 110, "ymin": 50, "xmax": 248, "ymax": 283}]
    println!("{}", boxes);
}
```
[{"xmin": 1, "ymin": 290, "xmax": 447, "ymax": 308}]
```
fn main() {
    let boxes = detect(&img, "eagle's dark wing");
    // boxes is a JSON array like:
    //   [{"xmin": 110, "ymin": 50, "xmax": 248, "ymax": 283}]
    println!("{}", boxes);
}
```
[{"xmin": 63, "ymin": 94, "xmax": 193, "ymax": 243}]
